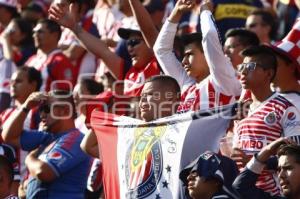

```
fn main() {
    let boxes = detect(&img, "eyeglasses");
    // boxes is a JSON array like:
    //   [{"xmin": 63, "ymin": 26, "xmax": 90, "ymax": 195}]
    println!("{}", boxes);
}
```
[
  {"xmin": 126, "ymin": 39, "xmax": 142, "ymax": 47},
  {"xmin": 237, "ymin": 62, "xmax": 259, "ymax": 73}
]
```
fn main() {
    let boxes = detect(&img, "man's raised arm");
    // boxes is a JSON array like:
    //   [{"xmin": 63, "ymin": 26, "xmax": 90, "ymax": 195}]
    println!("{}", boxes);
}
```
[
  {"xmin": 2, "ymin": 92, "xmax": 47, "ymax": 148},
  {"xmin": 48, "ymin": 3, "xmax": 123, "ymax": 80}
]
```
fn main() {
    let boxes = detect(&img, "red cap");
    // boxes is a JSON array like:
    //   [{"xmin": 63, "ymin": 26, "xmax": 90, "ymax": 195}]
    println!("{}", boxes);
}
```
[{"xmin": 270, "ymin": 18, "xmax": 300, "ymax": 78}]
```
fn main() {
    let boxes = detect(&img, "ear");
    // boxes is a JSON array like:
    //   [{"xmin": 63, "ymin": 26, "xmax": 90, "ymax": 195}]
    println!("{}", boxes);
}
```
[
  {"xmin": 29, "ymin": 81, "xmax": 38, "ymax": 93},
  {"xmin": 266, "ymin": 68, "xmax": 275, "ymax": 82}
]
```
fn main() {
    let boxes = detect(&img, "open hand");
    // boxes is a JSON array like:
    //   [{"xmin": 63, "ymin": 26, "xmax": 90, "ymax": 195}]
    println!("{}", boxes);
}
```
[{"xmin": 48, "ymin": 2, "xmax": 77, "ymax": 30}]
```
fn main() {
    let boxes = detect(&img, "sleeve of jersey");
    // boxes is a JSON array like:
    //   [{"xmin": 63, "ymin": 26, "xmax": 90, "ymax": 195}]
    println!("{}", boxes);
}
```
[
  {"xmin": 200, "ymin": 10, "xmax": 241, "ymax": 97},
  {"xmin": 232, "ymin": 157, "xmax": 276, "ymax": 199},
  {"xmin": 20, "ymin": 130, "xmax": 52, "ymax": 151},
  {"xmin": 43, "ymin": 133, "xmax": 87, "ymax": 177},
  {"xmin": 153, "ymin": 20, "xmax": 195, "ymax": 90},
  {"xmin": 281, "ymin": 106, "xmax": 300, "ymax": 143}
]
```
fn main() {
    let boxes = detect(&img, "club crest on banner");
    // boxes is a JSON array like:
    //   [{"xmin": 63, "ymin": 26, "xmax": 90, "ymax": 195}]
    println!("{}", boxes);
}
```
[{"xmin": 125, "ymin": 125, "xmax": 167, "ymax": 198}]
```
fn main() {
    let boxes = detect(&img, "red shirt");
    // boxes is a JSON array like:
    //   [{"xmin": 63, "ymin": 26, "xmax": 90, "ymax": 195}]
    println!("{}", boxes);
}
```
[
  {"xmin": 26, "ymin": 49, "xmax": 76, "ymax": 91},
  {"xmin": 123, "ymin": 58, "xmax": 161, "ymax": 97}
]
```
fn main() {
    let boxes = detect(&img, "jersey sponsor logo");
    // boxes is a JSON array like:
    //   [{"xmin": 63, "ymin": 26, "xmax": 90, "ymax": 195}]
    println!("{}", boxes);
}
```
[
  {"xmin": 124, "ymin": 125, "xmax": 167, "ymax": 198},
  {"xmin": 287, "ymin": 112, "xmax": 296, "ymax": 121},
  {"xmin": 285, "ymin": 120, "xmax": 300, "ymax": 128},
  {"xmin": 201, "ymin": 151, "xmax": 214, "ymax": 160},
  {"xmin": 264, "ymin": 111, "xmax": 277, "ymax": 126},
  {"xmin": 49, "ymin": 151, "xmax": 62, "ymax": 160},
  {"xmin": 239, "ymin": 135, "xmax": 267, "ymax": 154},
  {"xmin": 214, "ymin": 4, "xmax": 256, "ymax": 20}
]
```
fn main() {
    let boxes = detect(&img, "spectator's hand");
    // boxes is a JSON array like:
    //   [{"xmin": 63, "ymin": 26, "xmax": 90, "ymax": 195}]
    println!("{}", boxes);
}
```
[
  {"xmin": 23, "ymin": 92, "xmax": 48, "ymax": 110},
  {"xmin": 48, "ymin": 3, "xmax": 77, "ymax": 30},
  {"xmin": 256, "ymin": 138, "xmax": 294, "ymax": 163},
  {"xmin": 174, "ymin": 0, "xmax": 196, "ymax": 14},
  {"xmin": 231, "ymin": 148, "xmax": 251, "ymax": 167},
  {"xmin": 200, "ymin": 0, "xmax": 214, "ymax": 13},
  {"xmin": 200, "ymin": 0, "xmax": 214, "ymax": 12},
  {"xmin": 18, "ymin": 179, "xmax": 28, "ymax": 199}
]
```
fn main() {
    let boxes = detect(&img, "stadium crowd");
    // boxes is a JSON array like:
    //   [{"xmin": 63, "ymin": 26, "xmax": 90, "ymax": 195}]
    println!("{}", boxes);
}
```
[{"xmin": 0, "ymin": 0, "xmax": 300, "ymax": 198}]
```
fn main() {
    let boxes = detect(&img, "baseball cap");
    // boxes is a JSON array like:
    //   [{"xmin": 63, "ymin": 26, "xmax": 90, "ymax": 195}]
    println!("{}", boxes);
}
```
[
  {"xmin": 266, "ymin": 18, "xmax": 300, "ymax": 78},
  {"xmin": 118, "ymin": 21, "xmax": 141, "ymax": 40},
  {"xmin": 180, "ymin": 151, "xmax": 239, "ymax": 198},
  {"xmin": 0, "ymin": 0, "xmax": 17, "ymax": 8}
]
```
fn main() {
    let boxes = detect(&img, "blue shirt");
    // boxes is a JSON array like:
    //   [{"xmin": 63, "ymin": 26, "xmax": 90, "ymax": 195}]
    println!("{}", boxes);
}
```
[
  {"xmin": 212, "ymin": 0, "xmax": 264, "ymax": 42},
  {"xmin": 20, "ymin": 128, "xmax": 91, "ymax": 199}
]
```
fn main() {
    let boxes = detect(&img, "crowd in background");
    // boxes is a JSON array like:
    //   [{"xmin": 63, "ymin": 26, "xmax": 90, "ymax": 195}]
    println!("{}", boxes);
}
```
[{"xmin": 0, "ymin": 0, "xmax": 300, "ymax": 198}]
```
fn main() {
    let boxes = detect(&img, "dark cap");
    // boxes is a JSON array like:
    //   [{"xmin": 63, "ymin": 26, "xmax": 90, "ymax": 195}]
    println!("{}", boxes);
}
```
[{"xmin": 180, "ymin": 151, "xmax": 239, "ymax": 197}]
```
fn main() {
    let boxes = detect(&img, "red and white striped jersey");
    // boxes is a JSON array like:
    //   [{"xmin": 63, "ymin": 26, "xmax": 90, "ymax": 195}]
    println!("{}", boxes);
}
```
[
  {"xmin": 177, "ymin": 77, "xmax": 237, "ymax": 112},
  {"xmin": 280, "ymin": 92, "xmax": 300, "ymax": 110},
  {"xmin": 25, "ymin": 49, "xmax": 76, "ymax": 91},
  {"xmin": 233, "ymin": 93, "xmax": 300, "ymax": 195},
  {"xmin": 153, "ymin": 11, "xmax": 241, "ymax": 113},
  {"xmin": 123, "ymin": 58, "xmax": 162, "ymax": 97}
]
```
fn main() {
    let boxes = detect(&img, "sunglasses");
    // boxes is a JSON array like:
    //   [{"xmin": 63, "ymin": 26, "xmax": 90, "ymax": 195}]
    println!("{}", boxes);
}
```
[
  {"xmin": 126, "ymin": 39, "xmax": 142, "ymax": 47},
  {"xmin": 237, "ymin": 62, "xmax": 259, "ymax": 73}
]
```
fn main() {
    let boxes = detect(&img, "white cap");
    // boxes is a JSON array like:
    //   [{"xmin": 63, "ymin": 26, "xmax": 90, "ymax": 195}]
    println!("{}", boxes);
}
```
[{"xmin": 0, "ymin": 0, "xmax": 17, "ymax": 8}]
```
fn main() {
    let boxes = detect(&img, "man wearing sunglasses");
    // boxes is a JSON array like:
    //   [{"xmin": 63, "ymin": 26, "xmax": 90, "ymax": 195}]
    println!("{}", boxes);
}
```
[
  {"xmin": 231, "ymin": 45, "xmax": 300, "ymax": 196},
  {"xmin": 49, "ymin": 2, "xmax": 161, "ymax": 98},
  {"xmin": 2, "ymin": 90, "xmax": 91, "ymax": 199}
]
